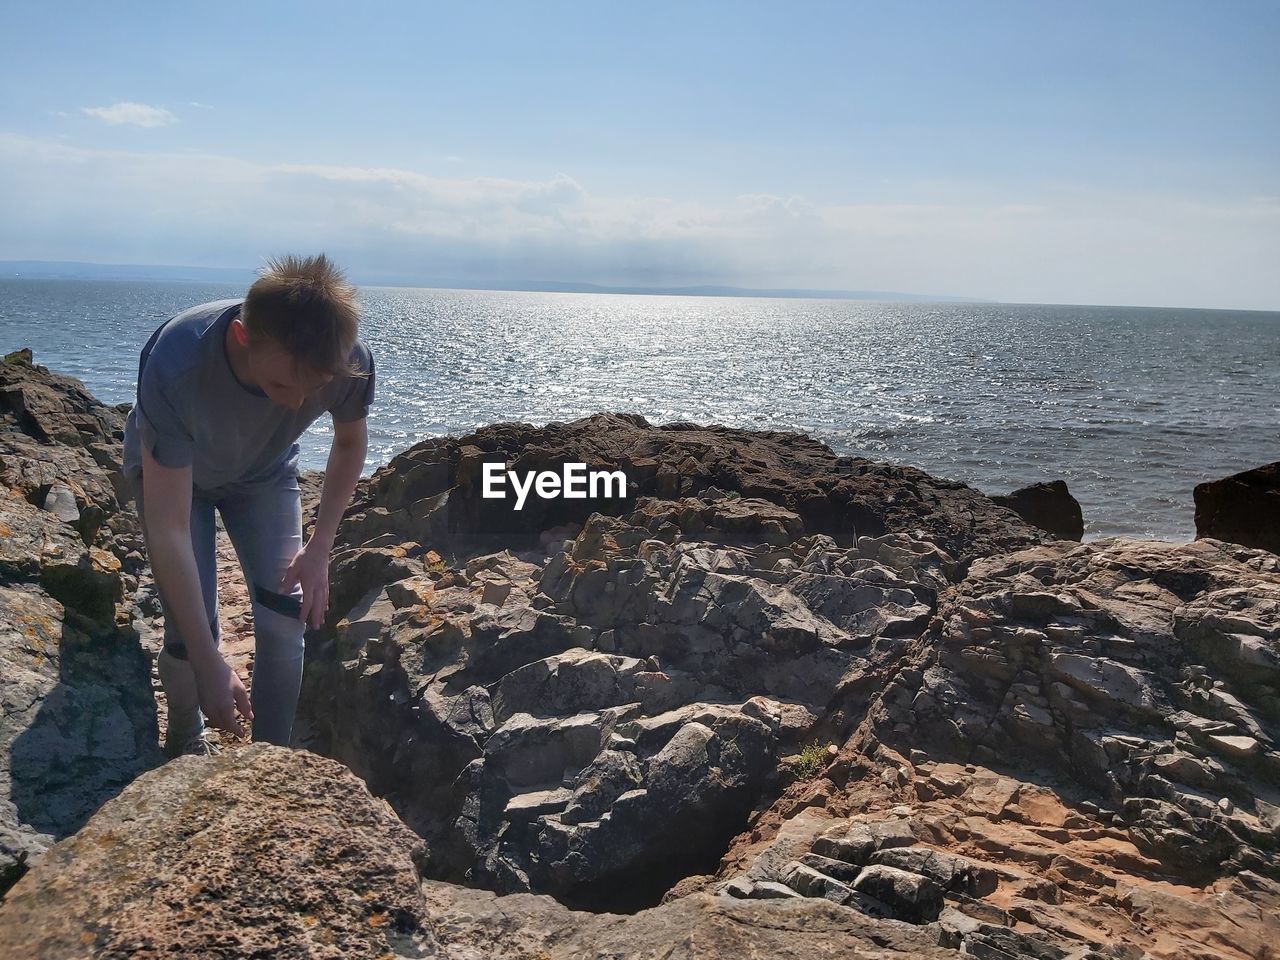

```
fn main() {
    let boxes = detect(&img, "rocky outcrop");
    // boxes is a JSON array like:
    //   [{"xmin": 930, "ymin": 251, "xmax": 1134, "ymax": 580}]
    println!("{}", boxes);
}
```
[
  {"xmin": 710, "ymin": 536, "xmax": 1280, "ymax": 959},
  {"xmin": 5, "ymin": 359, "xmax": 1275, "ymax": 958},
  {"xmin": 0, "ymin": 350, "xmax": 160, "ymax": 893},
  {"xmin": 0, "ymin": 347, "xmax": 133, "ymax": 530},
  {"xmin": 1195, "ymin": 462, "xmax": 1280, "ymax": 554},
  {"xmin": 992, "ymin": 479, "xmax": 1085, "ymax": 541},
  {"xmin": 299, "ymin": 415, "xmax": 1031, "ymax": 907},
  {"xmin": 302, "ymin": 491, "xmax": 955, "ymax": 907},
  {"xmin": 297, "ymin": 413, "xmax": 1280, "ymax": 956}
]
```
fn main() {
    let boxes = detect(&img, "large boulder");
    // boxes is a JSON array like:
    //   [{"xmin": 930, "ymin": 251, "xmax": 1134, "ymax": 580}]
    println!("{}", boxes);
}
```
[
  {"xmin": 299, "ymin": 413, "xmax": 1045, "ymax": 906},
  {"xmin": 1195, "ymin": 461, "xmax": 1280, "ymax": 554},
  {"xmin": 991, "ymin": 479, "xmax": 1084, "ymax": 541},
  {"xmin": 0, "ymin": 745, "xmax": 444, "ymax": 959}
]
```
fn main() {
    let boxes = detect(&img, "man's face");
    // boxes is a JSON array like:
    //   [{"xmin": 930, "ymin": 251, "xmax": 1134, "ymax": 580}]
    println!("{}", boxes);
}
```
[{"xmin": 247, "ymin": 340, "xmax": 334, "ymax": 411}]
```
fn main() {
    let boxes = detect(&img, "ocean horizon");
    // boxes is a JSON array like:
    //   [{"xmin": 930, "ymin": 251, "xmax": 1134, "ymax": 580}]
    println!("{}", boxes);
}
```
[{"xmin": 3, "ymin": 276, "xmax": 1277, "ymax": 543}]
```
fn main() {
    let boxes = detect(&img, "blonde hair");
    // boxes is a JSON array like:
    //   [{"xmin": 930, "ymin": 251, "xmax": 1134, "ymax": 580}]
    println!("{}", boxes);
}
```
[{"xmin": 242, "ymin": 253, "xmax": 363, "ymax": 376}]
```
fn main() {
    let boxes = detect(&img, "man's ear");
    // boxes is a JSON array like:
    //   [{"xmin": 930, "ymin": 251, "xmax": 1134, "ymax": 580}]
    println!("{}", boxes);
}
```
[{"xmin": 230, "ymin": 317, "xmax": 249, "ymax": 346}]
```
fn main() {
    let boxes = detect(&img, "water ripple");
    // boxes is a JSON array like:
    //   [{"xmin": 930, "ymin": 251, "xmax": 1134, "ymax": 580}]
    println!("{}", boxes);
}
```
[{"xmin": 2, "ymin": 279, "xmax": 1278, "ymax": 542}]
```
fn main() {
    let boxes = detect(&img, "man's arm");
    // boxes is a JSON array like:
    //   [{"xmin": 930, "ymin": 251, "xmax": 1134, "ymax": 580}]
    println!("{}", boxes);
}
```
[
  {"xmin": 282, "ymin": 416, "xmax": 368, "ymax": 628},
  {"xmin": 140, "ymin": 444, "xmax": 253, "ymax": 735}
]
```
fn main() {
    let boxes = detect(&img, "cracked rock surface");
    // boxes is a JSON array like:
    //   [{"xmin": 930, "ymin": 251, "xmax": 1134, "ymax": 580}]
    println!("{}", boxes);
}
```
[{"xmin": 709, "ymin": 536, "xmax": 1280, "ymax": 959}]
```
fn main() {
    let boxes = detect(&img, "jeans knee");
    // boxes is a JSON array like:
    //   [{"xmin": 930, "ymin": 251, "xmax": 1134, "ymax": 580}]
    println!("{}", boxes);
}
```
[{"xmin": 252, "ymin": 608, "xmax": 305, "ymax": 663}]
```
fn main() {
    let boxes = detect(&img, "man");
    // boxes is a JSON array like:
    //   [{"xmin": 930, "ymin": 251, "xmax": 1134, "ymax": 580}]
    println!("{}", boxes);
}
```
[{"xmin": 122, "ymin": 254, "xmax": 374, "ymax": 756}]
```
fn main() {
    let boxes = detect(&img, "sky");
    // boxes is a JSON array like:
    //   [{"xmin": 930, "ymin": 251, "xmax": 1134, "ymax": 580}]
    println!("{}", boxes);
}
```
[{"xmin": 0, "ymin": 1, "xmax": 1277, "ymax": 309}]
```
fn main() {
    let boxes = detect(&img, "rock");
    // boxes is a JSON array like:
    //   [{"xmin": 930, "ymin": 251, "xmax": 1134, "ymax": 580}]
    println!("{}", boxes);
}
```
[
  {"xmin": 851, "ymin": 863, "xmax": 945, "ymax": 922},
  {"xmin": 0, "ymin": 348, "xmax": 132, "ymax": 524},
  {"xmin": 1207, "ymin": 734, "xmax": 1260, "ymax": 759},
  {"xmin": 0, "ymin": 582, "xmax": 159, "ymax": 889},
  {"xmin": 0, "ymin": 351, "xmax": 159, "ymax": 895},
  {"xmin": 0, "ymin": 741, "xmax": 966, "ymax": 960},
  {"xmin": 342, "ymin": 412, "xmax": 1046, "ymax": 562},
  {"xmin": 301, "ymin": 500, "xmax": 950, "ymax": 904},
  {"xmin": 710, "ymin": 535, "xmax": 1280, "ymax": 959},
  {"xmin": 420, "ymin": 877, "xmax": 958, "ymax": 959},
  {"xmin": 1194, "ymin": 461, "xmax": 1280, "ymax": 553},
  {"xmin": 868, "ymin": 846, "xmax": 999, "ymax": 897},
  {"xmin": 992, "ymin": 479, "xmax": 1085, "ymax": 541},
  {"xmin": 40, "ymin": 482, "xmax": 80, "ymax": 523},
  {"xmin": 301, "ymin": 429, "xmax": 992, "ymax": 907},
  {"xmin": 0, "ymin": 745, "xmax": 443, "ymax": 958},
  {"xmin": 889, "ymin": 537, "xmax": 1279, "ymax": 823}
]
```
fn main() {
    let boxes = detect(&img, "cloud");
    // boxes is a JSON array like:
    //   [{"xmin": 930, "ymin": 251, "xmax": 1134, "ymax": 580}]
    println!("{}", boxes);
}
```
[
  {"xmin": 80, "ymin": 102, "xmax": 176, "ymax": 128},
  {"xmin": 0, "ymin": 133, "xmax": 1276, "ymax": 308}
]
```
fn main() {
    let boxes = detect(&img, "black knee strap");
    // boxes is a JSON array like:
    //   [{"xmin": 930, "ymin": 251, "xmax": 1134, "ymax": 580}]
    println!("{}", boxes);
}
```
[
  {"xmin": 254, "ymin": 584, "xmax": 303, "ymax": 619},
  {"xmin": 164, "ymin": 616, "xmax": 220, "ymax": 660}
]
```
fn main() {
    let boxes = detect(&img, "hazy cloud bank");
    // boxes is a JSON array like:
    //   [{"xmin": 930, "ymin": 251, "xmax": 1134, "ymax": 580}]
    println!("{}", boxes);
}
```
[{"xmin": 1, "ymin": 133, "xmax": 1276, "ymax": 309}]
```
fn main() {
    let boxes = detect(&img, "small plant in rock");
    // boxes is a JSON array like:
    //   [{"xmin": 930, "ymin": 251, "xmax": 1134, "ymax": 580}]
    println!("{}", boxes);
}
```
[{"xmin": 792, "ymin": 740, "xmax": 831, "ymax": 780}]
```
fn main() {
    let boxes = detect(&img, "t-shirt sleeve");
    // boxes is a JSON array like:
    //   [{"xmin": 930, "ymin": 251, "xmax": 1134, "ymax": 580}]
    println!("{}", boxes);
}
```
[
  {"xmin": 328, "ymin": 342, "xmax": 376, "ymax": 423},
  {"xmin": 135, "ymin": 366, "xmax": 195, "ymax": 468}
]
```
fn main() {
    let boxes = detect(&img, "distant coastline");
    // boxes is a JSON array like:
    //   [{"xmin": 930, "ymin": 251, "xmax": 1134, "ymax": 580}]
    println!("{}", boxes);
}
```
[{"xmin": 0, "ymin": 259, "xmax": 980, "ymax": 304}]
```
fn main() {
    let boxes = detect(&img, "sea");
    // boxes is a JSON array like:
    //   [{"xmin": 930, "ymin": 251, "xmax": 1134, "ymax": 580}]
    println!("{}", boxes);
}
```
[{"xmin": 2, "ymin": 278, "xmax": 1277, "ymax": 542}]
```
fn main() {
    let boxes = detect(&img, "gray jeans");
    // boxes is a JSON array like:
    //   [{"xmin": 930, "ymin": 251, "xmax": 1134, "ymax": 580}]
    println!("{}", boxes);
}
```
[{"xmin": 132, "ymin": 472, "xmax": 306, "ymax": 746}]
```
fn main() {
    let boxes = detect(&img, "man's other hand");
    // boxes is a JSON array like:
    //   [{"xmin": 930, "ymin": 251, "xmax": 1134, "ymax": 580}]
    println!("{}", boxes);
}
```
[
  {"xmin": 280, "ymin": 539, "xmax": 330, "ymax": 630},
  {"xmin": 191, "ymin": 651, "xmax": 253, "ymax": 736}
]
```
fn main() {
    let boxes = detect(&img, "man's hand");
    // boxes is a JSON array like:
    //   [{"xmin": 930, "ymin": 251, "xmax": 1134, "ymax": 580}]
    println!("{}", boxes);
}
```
[
  {"xmin": 191, "ymin": 649, "xmax": 253, "ymax": 736},
  {"xmin": 289, "ymin": 415, "xmax": 367, "ymax": 630},
  {"xmin": 280, "ymin": 539, "xmax": 330, "ymax": 629}
]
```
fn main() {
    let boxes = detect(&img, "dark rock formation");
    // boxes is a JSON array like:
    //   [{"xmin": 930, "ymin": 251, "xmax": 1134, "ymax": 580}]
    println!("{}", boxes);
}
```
[
  {"xmin": 1195, "ymin": 461, "xmax": 1280, "ymax": 554},
  {"xmin": 299, "ymin": 415, "xmax": 1037, "ymax": 907},
  {"xmin": 301, "ymin": 495, "xmax": 954, "ymax": 908},
  {"xmin": 339, "ymin": 412, "xmax": 1046, "ymax": 563},
  {"xmin": 0, "ymin": 350, "xmax": 160, "ymax": 894},
  {"xmin": 992, "ymin": 479, "xmax": 1085, "ymax": 541}
]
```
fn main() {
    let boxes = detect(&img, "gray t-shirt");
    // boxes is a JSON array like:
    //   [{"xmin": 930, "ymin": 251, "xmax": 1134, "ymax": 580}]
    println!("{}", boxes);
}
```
[{"xmin": 122, "ymin": 298, "xmax": 375, "ymax": 494}]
